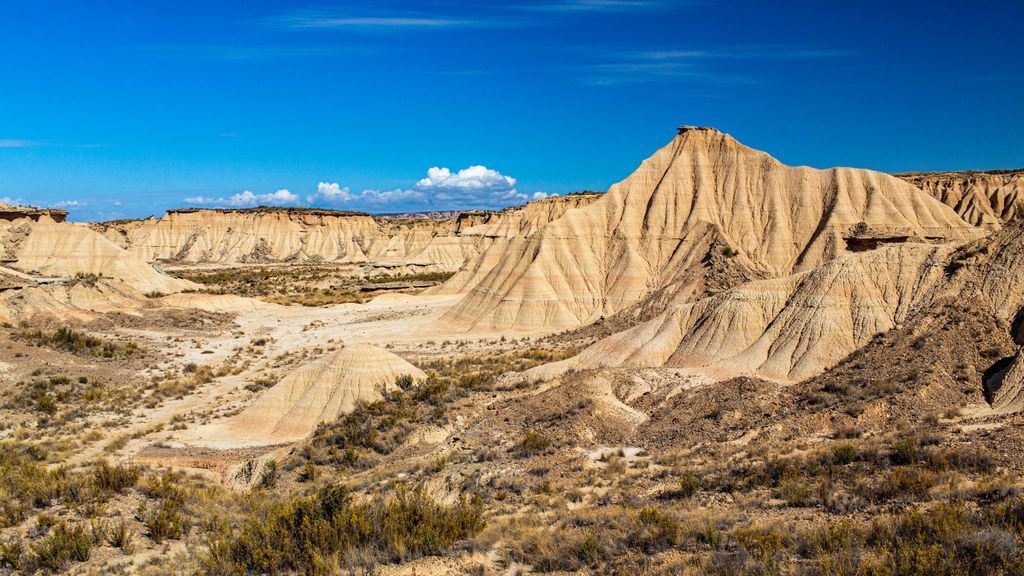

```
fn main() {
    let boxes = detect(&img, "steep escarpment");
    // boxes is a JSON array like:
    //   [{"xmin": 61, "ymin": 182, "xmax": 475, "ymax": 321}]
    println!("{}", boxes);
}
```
[
  {"xmin": 0, "ymin": 212, "xmax": 195, "ymax": 322},
  {"xmin": 1, "ymin": 215, "xmax": 192, "ymax": 294},
  {"xmin": 551, "ymin": 244, "xmax": 948, "ymax": 381},
  {"xmin": 97, "ymin": 208, "xmax": 396, "ymax": 265},
  {"xmin": 95, "ymin": 197, "xmax": 604, "ymax": 274},
  {"xmin": 895, "ymin": 169, "xmax": 1024, "ymax": 228},
  {"xmin": 442, "ymin": 126, "xmax": 981, "ymax": 332},
  {"xmin": 542, "ymin": 219, "xmax": 1024, "ymax": 387},
  {"xmin": 430, "ymin": 192, "xmax": 603, "ymax": 294}
]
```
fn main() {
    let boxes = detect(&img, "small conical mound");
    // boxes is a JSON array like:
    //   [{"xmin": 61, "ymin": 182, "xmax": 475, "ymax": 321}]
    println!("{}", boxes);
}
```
[{"xmin": 194, "ymin": 343, "xmax": 425, "ymax": 447}]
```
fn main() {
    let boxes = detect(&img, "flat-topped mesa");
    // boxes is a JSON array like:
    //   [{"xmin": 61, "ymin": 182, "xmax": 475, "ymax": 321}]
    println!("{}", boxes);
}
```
[
  {"xmin": 0, "ymin": 203, "xmax": 68, "ymax": 223},
  {"xmin": 167, "ymin": 206, "xmax": 370, "ymax": 217},
  {"xmin": 677, "ymin": 125, "xmax": 721, "ymax": 135}
]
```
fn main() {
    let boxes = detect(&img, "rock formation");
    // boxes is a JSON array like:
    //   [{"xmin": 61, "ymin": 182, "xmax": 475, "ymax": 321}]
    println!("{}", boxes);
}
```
[
  {"xmin": 0, "ymin": 214, "xmax": 192, "ymax": 294},
  {"xmin": 542, "ymin": 244, "xmax": 950, "ymax": 381},
  {"xmin": 0, "ymin": 202, "xmax": 68, "ymax": 223},
  {"xmin": 440, "ymin": 126, "xmax": 982, "ymax": 332},
  {"xmin": 192, "ymin": 343, "xmax": 426, "ymax": 446},
  {"xmin": 93, "ymin": 198, "xmax": 605, "ymax": 276},
  {"xmin": 895, "ymin": 169, "xmax": 1024, "ymax": 228}
]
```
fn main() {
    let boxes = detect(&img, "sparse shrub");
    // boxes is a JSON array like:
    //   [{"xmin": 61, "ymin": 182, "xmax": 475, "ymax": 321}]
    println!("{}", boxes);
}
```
[
  {"xmin": 679, "ymin": 472, "xmax": 701, "ymax": 498},
  {"xmin": 297, "ymin": 461, "xmax": 318, "ymax": 483},
  {"xmin": 832, "ymin": 443, "xmax": 858, "ymax": 465},
  {"xmin": 201, "ymin": 483, "xmax": 484, "ymax": 573},
  {"xmin": 91, "ymin": 460, "xmax": 140, "ymax": 495},
  {"xmin": 891, "ymin": 436, "xmax": 919, "ymax": 465},
  {"xmin": 257, "ymin": 459, "xmax": 278, "ymax": 489},
  {"xmin": 778, "ymin": 465, "xmax": 813, "ymax": 507},
  {"xmin": 145, "ymin": 500, "xmax": 186, "ymax": 543},
  {"xmin": 0, "ymin": 540, "xmax": 22, "ymax": 570},
  {"xmin": 520, "ymin": 430, "xmax": 552, "ymax": 457},
  {"xmin": 395, "ymin": 373, "xmax": 414, "ymax": 390},
  {"xmin": 32, "ymin": 522, "xmax": 91, "ymax": 571},
  {"xmin": 107, "ymin": 518, "xmax": 134, "ymax": 551}
]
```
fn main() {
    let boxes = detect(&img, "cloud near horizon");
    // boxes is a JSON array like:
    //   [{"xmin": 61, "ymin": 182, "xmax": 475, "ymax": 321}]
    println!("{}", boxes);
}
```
[
  {"xmin": 185, "ymin": 189, "xmax": 300, "ymax": 207},
  {"xmin": 185, "ymin": 166, "xmax": 553, "ymax": 212},
  {"xmin": 304, "ymin": 165, "xmax": 538, "ymax": 209}
]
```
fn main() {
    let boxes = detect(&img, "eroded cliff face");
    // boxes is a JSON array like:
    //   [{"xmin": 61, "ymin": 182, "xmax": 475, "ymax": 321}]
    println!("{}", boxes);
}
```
[
  {"xmin": 895, "ymin": 169, "xmax": 1024, "ymax": 228},
  {"xmin": 92, "ymin": 196, "xmax": 605, "ymax": 273},
  {"xmin": 438, "ymin": 126, "xmax": 982, "ymax": 332}
]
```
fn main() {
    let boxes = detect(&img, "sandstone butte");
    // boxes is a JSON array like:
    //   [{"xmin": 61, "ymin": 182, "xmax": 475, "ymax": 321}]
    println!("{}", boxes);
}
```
[
  {"xmin": 438, "ymin": 126, "xmax": 985, "ymax": 333},
  {"xmin": 188, "ymin": 343, "xmax": 426, "ymax": 447}
]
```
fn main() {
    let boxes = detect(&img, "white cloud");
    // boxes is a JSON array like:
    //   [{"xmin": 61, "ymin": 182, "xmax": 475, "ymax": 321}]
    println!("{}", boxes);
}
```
[
  {"xmin": 360, "ymin": 188, "xmax": 427, "ymax": 204},
  {"xmin": 307, "ymin": 182, "xmax": 357, "ymax": 204},
  {"xmin": 532, "ymin": 191, "xmax": 559, "ymax": 200},
  {"xmin": 307, "ymin": 165, "xmax": 522, "ymax": 209},
  {"xmin": 185, "ymin": 189, "xmax": 300, "ymax": 207},
  {"xmin": 50, "ymin": 200, "xmax": 85, "ymax": 209},
  {"xmin": 415, "ymin": 165, "xmax": 517, "ymax": 193}
]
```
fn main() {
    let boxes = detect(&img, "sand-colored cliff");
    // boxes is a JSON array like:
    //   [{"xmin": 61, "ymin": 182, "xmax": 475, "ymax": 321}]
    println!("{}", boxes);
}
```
[
  {"xmin": 895, "ymin": 169, "xmax": 1024, "ymax": 228},
  {"xmin": 94, "ymin": 196, "xmax": 605, "ymax": 277},
  {"xmin": 440, "ymin": 126, "xmax": 982, "ymax": 332},
  {"xmin": 0, "ymin": 215, "xmax": 192, "ymax": 294}
]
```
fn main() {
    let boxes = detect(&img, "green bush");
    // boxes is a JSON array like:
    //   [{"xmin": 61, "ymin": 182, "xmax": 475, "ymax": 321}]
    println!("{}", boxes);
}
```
[
  {"xmin": 832, "ymin": 443, "xmax": 858, "ymax": 465},
  {"xmin": 32, "ymin": 523, "xmax": 90, "ymax": 572},
  {"xmin": 201, "ymin": 483, "xmax": 484, "ymax": 574},
  {"xmin": 679, "ymin": 472, "xmax": 701, "ymax": 498},
  {"xmin": 0, "ymin": 540, "xmax": 22, "ymax": 570},
  {"xmin": 891, "ymin": 437, "xmax": 919, "ymax": 465},
  {"xmin": 91, "ymin": 460, "xmax": 140, "ymax": 495},
  {"xmin": 145, "ymin": 500, "xmax": 186, "ymax": 543}
]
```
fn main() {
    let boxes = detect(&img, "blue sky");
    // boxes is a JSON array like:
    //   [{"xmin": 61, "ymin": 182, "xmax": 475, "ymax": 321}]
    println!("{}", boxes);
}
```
[{"xmin": 1, "ymin": 0, "xmax": 1022, "ymax": 220}]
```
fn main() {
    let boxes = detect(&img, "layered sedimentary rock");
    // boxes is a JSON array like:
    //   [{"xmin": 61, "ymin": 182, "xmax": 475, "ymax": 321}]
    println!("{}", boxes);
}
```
[
  {"xmin": 196, "ymin": 343, "xmax": 425, "ymax": 446},
  {"xmin": 0, "ymin": 215, "xmax": 192, "ymax": 294},
  {"xmin": 895, "ymin": 169, "xmax": 1024, "ymax": 228},
  {"xmin": 535, "ymin": 216, "xmax": 1024, "ymax": 390},
  {"xmin": 550, "ymin": 244, "xmax": 949, "ymax": 381},
  {"xmin": 94, "ymin": 197, "xmax": 605, "ymax": 276},
  {"xmin": 96, "ymin": 208, "xmax": 398, "ymax": 265},
  {"xmin": 0, "ymin": 202, "xmax": 68, "ymax": 223},
  {"xmin": 431, "ymin": 192, "xmax": 603, "ymax": 294},
  {"xmin": 441, "ymin": 126, "xmax": 982, "ymax": 332}
]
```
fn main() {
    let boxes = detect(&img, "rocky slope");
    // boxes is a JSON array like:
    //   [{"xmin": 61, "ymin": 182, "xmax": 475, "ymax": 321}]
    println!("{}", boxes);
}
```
[
  {"xmin": 93, "ymin": 197, "xmax": 603, "ymax": 274},
  {"xmin": 895, "ymin": 169, "xmax": 1024, "ymax": 228},
  {"xmin": 0, "ymin": 214, "xmax": 192, "ymax": 293},
  {"xmin": 440, "ymin": 126, "xmax": 982, "ymax": 332}
]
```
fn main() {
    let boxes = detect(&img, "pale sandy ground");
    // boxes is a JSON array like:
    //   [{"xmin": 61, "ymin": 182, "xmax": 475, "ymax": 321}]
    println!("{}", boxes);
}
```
[{"xmin": 104, "ymin": 292, "xmax": 552, "ymax": 459}]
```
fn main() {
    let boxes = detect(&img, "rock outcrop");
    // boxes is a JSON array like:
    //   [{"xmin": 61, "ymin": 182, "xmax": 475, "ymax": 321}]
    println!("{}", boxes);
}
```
[
  {"xmin": 544, "ymin": 244, "xmax": 949, "ymax": 381},
  {"xmin": 895, "ymin": 169, "xmax": 1024, "ymax": 228},
  {"xmin": 0, "ymin": 215, "xmax": 192, "ymax": 294},
  {"xmin": 93, "ymin": 199, "xmax": 602, "ymax": 275},
  {"xmin": 440, "ymin": 126, "xmax": 982, "ymax": 332},
  {"xmin": 0, "ymin": 202, "xmax": 68, "ymax": 223}
]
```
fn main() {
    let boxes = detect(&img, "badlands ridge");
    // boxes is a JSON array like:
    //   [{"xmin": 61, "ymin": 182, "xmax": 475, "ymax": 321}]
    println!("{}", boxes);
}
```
[
  {"xmin": 4, "ymin": 126, "xmax": 1024, "ymax": 573},
  {"xmin": 2, "ymin": 127, "xmax": 1020, "ymax": 394}
]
